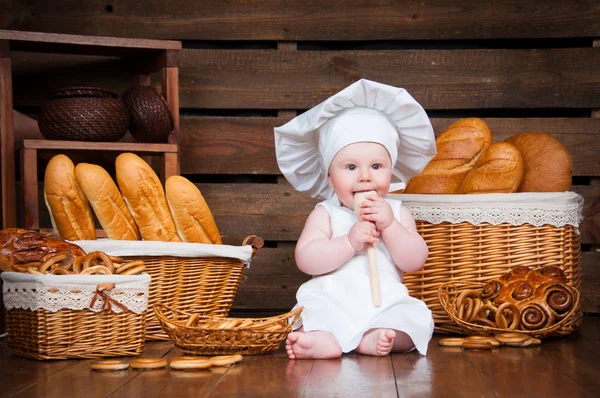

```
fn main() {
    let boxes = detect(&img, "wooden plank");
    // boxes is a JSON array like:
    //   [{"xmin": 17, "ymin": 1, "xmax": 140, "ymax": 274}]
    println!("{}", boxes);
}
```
[
  {"xmin": 464, "ymin": 343, "xmax": 591, "ymax": 396},
  {"xmin": 10, "ymin": 48, "xmax": 600, "ymax": 109},
  {"xmin": 208, "ymin": 348, "xmax": 313, "ymax": 397},
  {"xmin": 300, "ymin": 356, "xmax": 397, "ymax": 397},
  {"xmin": 2, "ymin": 1, "xmax": 598, "ymax": 40},
  {"xmin": 0, "ymin": 56, "xmax": 16, "ymax": 227},
  {"xmin": 8, "ymin": 342, "xmax": 174, "ymax": 398},
  {"xmin": 392, "ymin": 335, "xmax": 494, "ymax": 397},
  {"xmin": 535, "ymin": 319, "xmax": 600, "ymax": 396},
  {"xmin": 19, "ymin": 139, "xmax": 177, "ymax": 153},
  {"xmin": 111, "ymin": 346, "xmax": 221, "ymax": 398},
  {"xmin": 178, "ymin": 116, "xmax": 600, "ymax": 176},
  {"xmin": 0, "ymin": 28, "xmax": 181, "ymax": 50},
  {"xmin": 178, "ymin": 48, "xmax": 600, "ymax": 109}
]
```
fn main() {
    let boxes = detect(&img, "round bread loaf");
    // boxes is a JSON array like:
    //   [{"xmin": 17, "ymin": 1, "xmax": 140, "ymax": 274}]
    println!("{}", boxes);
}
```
[
  {"xmin": 457, "ymin": 142, "xmax": 523, "ymax": 194},
  {"xmin": 44, "ymin": 154, "xmax": 96, "ymax": 241},
  {"xmin": 504, "ymin": 132, "xmax": 572, "ymax": 192},
  {"xmin": 404, "ymin": 118, "xmax": 493, "ymax": 194},
  {"xmin": 165, "ymin": 175, "xmax": 222, "ymax": 244},
  {"xmin": 115, "ymin": 153, "xmax": 180, "ymax": 242},
  {"xmin": 75, "ymin": 163, "xmax": 141, "ymax": 240}
]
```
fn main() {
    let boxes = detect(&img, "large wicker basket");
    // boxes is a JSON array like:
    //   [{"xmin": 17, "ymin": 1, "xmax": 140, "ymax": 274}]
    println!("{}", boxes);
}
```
[
  {"xmin": 389, "ymin": 192, "xmax": 584, "ymax": 335},
  {"xmin": 154, "ymin": 304, "xmax": 303, "ymax": 355},
  {"xmin": 1, "ymin": 272, "xmax": 150, "ymax": 360},
  {"xmin": 74, "ymin": 236, "xmax": 260, "ymax": 340}
]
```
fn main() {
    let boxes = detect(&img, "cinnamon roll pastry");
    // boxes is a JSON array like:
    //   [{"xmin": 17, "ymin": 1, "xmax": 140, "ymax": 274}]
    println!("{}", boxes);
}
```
[
  {"xmin": 541, "ymin": 282, "xmax": 574, "ymax": 319},
  {"xmin": 520, "ymin": 303, "xmax": 554, "ymax": 330}
]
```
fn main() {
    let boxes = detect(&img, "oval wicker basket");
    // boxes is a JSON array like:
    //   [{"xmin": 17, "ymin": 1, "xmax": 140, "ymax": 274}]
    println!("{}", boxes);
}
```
[
  {"xmin": 122, "ymin": 85, "xmax": 173, "ymax": 143},
  {"xmin": 438, "ymin": 281, "xmax": 580, "ymax": 339},
  {"xmin": 38, "ymin": 86, "xmax": 129, "ymax": 142},
  {"xmin": 154, "ymin": 304, "xmax": 303, "ymax": 356}
]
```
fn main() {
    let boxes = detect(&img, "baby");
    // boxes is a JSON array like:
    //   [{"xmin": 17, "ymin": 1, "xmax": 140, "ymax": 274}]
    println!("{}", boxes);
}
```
[{"xmin": 274, "ymin": 79, "xmax": 437, "ymax": 359}]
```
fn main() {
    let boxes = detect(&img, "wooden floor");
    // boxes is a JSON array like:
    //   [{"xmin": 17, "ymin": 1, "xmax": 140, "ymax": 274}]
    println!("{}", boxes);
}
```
[{"xmin": 1, "ymin": 318, "xmax": 599, "ymax": 398}]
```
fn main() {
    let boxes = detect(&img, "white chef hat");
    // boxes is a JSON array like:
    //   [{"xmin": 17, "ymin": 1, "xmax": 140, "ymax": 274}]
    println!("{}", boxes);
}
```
[{"xmin": 274, "ymin": 79, "xmax": 437, "ymax": 200}]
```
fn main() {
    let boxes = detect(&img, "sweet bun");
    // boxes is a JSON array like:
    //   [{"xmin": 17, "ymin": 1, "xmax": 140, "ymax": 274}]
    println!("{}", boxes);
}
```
[
  {"xmin": 166, "ymin": 176, "xmax": 222, "ymax": 244},
  {"xmin": 115, "ymin": 153, "xmax": 181, "ymax": 242},
  {"xmin": 404, "ymin": 118, "xmax": 493, "ymax": 194},
  {"xmin": 504, "ymin": 132, "xmax": 572, "ymax": 192},
  {"xmin": 75, "ymin": 163, "xmax": 141, "ymax": 240},
  {"xmin": 457, "ymin": 142, "xmax": 523, "ymax": 194},
  {"xmin": 44, "ymin": 154, "xmax": 96, "ymax": 241}
]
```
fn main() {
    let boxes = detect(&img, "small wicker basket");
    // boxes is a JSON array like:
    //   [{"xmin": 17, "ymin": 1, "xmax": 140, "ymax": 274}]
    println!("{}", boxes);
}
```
[
  {"xmin": 2, "ymin": 273, "xmax": 150, "ymax": 360},
  {"xmin": 391, "ymin": 192, "xmax": 584, "ymax": 335},
  {"xmin": 74, "ymin": 236, "xmax": 261, "ymax": 340},
  {"xmin": 38, "ymin": 86, "xmax": 129, "ymax": 142},
  {"xmin": 122, "ymin": 85, "xmax": 173, "ymax": 143},
  {"xmin": 438, "ymin": 281, "xmax": 580, "ymax": 339},
  {"xmin": 154, "ymin": 304, "xmax": 303, "ymax": 355}
]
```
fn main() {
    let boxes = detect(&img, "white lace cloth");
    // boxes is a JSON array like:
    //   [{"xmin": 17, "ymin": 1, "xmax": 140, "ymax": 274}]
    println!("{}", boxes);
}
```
[
  {"xmin": 71, "ymin": 240, "xmax": 254, "ymax": 267},
  {"xmin": 388, "ymin": 192, "xmax": 584, "ymax": 230},
  {"xmin": 2, "ymin": 272, "xmax": 150, "ymax": 314}
]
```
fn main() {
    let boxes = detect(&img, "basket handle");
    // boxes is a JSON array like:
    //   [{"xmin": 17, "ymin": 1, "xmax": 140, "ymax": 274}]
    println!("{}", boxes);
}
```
[{"xmin": 242, "ymin": 235, "xmax": 264, "ymax": 254}]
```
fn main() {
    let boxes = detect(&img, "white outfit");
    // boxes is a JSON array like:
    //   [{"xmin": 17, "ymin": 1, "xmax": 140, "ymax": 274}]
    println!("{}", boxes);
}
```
[{"xmin": 292, "ymin": 197, "xmax": 434, "ymax": 355}]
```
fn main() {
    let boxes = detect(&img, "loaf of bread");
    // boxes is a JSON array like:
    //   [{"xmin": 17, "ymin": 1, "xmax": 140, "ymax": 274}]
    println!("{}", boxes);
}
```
[
  {"xmin": 0, "ymin": 228, "xmax": 86, "ymax": 272},
  {"xmin": 404, "ymin": 118, "xmax": 493, "ymax": 194},
  {"xmin": 457, "ymin": 142, "xmax": 523, "ymax": 194},
  {"xmin": 504, "ymin": 132, "xmax": 572, "ymax": 192},
  {"xmin": 115, "ymin": 153, "xmax": 181, "ymax": 242},
  {"xmin": 166, "ymin": 176, "xmax": 222, "ymax": 244},
  {"xmin": 75, "ymin": 163, "xmax": 141, "ymax": 240},
  {"xmin": 44, "ymin": 154, "xmax": 96, "ymax": 241}
]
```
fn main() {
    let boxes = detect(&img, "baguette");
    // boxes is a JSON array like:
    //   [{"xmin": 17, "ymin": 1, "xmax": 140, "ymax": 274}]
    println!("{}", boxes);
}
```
[
  {"xmin": 457, "ymin": 142, "xmax": 524, "ymax": 194},
  {"xmin": 44, "ymin": 154, "xmax": 96, "ymax": 240},
  {"xmin": 75, "ymin": 163, "xmax": 141, "ymax": 240},
  {"xmin": 404, "ymin": 118, "xmax": 493, "ymax": 194},
  {"xmin": 166, "ymin": 175, "xmax": 222, "ymax": 244},
  {"xmin": 115, "ymin": 153, "xmax": 181, "ymax": 242}
]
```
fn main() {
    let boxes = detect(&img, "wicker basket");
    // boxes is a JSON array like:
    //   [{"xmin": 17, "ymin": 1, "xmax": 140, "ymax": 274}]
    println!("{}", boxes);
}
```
[
  {"xmin": 1, "ymin": 272, "xmax": 150, "ymax": 360},
  {"xmin": 390, "ymin": 192, "xmax": 584, "ymax": 335},
  {"xmin": 38, "ymin": 86, "xmax": 129, "ymax": 142},
  {"xmin": 438, "ymin": 281, "xmax": 580, "ymax": 339},
  {"xmin": 74, "ymin": 236, "xmax": 260, "ymax": 340},
  {"xmin": 122, "ymin": 85, "xmax": 173, "ymax": 143},
  {"xmin": 154, "ymin": 304, "xmax": 303, "ymax": 355}
]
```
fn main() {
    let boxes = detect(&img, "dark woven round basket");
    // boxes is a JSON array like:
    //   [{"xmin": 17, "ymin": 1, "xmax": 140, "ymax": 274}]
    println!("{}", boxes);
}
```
[
  {"xmin": 122, "ymin": 85, "xmax": 173, "ymax": 143},
  {"xmin": 38, "ymin": 87, "xmax": 129, "ymax": 142}
]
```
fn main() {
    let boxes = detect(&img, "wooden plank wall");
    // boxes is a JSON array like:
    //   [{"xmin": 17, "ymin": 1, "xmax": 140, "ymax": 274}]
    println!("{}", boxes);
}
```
[{"xmin": 2, "ymin": 1, "xmax": 600, "ymax": 315}]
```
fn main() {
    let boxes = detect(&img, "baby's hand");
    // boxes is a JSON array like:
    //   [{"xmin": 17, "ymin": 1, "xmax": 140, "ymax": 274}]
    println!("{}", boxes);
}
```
[
  {"xmin": 358, "ymin": 194, "xmax": 395, "ymax": 231},
  {"xmin": 348, "ymin": 221, "xmax": 379, "ymax": 252}
]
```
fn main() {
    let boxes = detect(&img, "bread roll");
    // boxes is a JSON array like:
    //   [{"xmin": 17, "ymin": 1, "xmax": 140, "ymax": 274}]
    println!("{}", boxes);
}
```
[
  {"xmin": 457, "ymin": 142, "xmax": 523, "ymax": 194},
  {"xmin": 75, "ymin": 163, "xmax": 141, "ymax": 240},
  {"xmin": 0, "ymin": 228, "xmax": 86, "ymax": 272},
  {"xmin": 504, "ymin": 132, "xmax": 572, "ymax": 192},
  {"xmin": 115, "ymin": 153, "xmax": 180, "ymax": 242},
  {"xmin": 166, "ymin": 176, "xmax": 222, "ymax": 244},
  {"xmin": 404, "ymin": 118, "xmax": 493, "ymax": 194},
  {"xmin": 44, "ymin": 154, "xmax": 96, "ymax": 241}
]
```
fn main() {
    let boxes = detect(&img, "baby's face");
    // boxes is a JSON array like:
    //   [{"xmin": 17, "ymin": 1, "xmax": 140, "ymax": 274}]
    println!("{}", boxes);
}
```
[{"xmin": 327, "ymin": 142, "xmax": 393, "ymax": 208}]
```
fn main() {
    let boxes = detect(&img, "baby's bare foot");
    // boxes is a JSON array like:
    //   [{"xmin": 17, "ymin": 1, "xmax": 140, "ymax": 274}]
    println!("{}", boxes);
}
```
[
  {"xmin": 356, "ymin": 329, "xmax": 396, "ymax": 356},
  {"xmin": 285, "ymin": 331, "xmax": 342, "ymax": 359}
]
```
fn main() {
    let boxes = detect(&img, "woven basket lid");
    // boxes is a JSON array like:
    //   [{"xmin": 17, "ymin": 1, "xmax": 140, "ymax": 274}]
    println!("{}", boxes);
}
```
[{"xmin": 48, "ymin": 86, "xmax": 118, "ymax": 100}]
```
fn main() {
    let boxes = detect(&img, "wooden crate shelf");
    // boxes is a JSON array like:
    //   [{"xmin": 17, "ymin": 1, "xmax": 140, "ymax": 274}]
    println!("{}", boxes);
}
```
[{"xmin": 0, "ymin": 29, "xmax": 182, "ymax": 228}]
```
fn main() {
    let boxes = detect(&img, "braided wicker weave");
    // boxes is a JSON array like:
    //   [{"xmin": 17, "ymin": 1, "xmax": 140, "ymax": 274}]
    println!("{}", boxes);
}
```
[
  {"xmin": 154, "ymin": 304, "xmax": 303, "ymax": 355},
  {"xmin": 403, "ymin": 221, "xmax": 582, "ymax": 335},
  {"xmin": 38, "ymin": 86, "xmax": 129, "ymax": 142},
  {"xmin": 122, "ymin": 85, "xmax": 173, "ymax": 143}
]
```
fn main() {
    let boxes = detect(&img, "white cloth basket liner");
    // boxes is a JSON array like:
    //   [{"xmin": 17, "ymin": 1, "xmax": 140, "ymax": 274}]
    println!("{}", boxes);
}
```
[
  {"xmin": 388, "ymin": 192, "xmax": 584, "ymax": 230},
  {"xmin": 71, "ymin": 239, "xmax": 254, "ymax": 266},
  {"xmin": 2, "ymin": 272, "xmax": 150, "ymax": 314}
]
